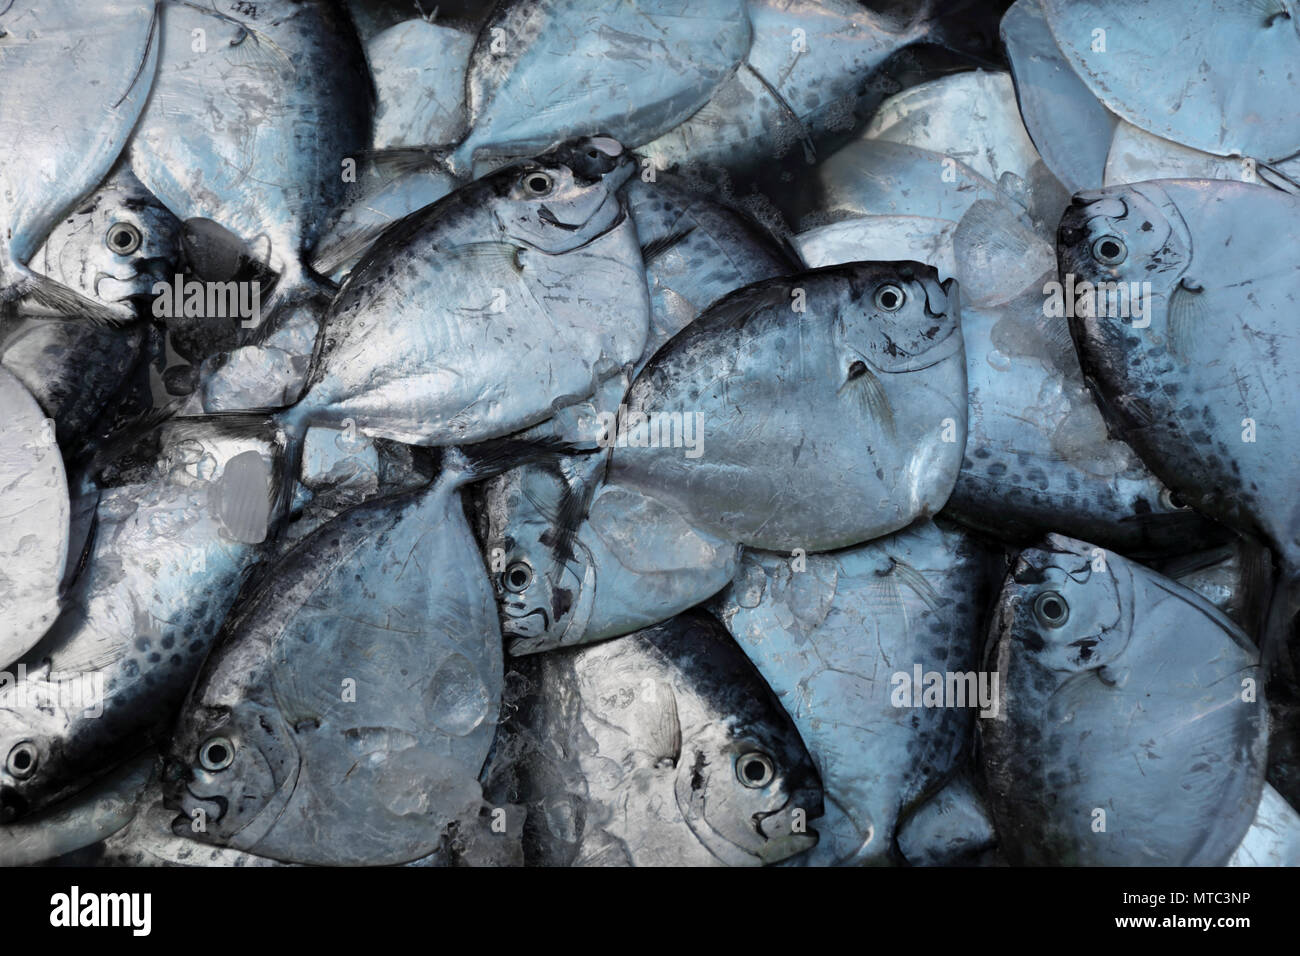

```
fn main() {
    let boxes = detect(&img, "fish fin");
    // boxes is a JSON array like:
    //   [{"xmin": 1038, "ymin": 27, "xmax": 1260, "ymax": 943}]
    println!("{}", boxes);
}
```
[
  {"xmin": 245, "ymin": 268, "xmax": 335, "ymax": 347},
  {"xmin": 446, "ymin": 242, "xmax": 526, "ymax": 279},
  {"xmin": 70, "ymin": 398, "xmax": 187, "ymax": 474},
  {"xmin": 167, "ymin": 1, "xmax": 293, "ymax": 72},
  {"xmin": 838, "ymin": 361, "xmax": 895, "ymax": 437},
  {"xmin": 639, "ymin": 226, "xmax": 696, "ymax": 264},
  {"xmin": 645, "ymin": 682, "xmax": 682, "ymax": 769},
  {"xmin": 112, "ymin": 0, "xmax": 159, "ymax": 110},
  {"xmin": 446, "ymin": 436, "xmax": 595, "ymax": 491},
  {"xmin": 550, "ymin": 469, "xmax": 598, "ymax": 568},
  {"xmin": 311, "ymin": 223, "xmax": 394, "ymax": 279},
  {"xmin": 741, "ymin": 63, "xmax": 816, "ymax": 165},
  {"xmin": 1244, "ymin": 0, "xmax": 1291, "ymax": 26},
  {"xmin": 887, "ymin": 558, "xmax": 942, "ymax": 613},
  {"xmin": 15, "ymin": 272, "xmax": 133, "ymax": 327},
  {"xmin": 1167, "ymin": 278, "xmax": 1207, "ymax": 362},
  {"xmin": 360, "ymin": 147, "xmax": 451, "ymax": 178},
  {"xmin": 1237, "ymin": 537, "xmax": 1276, "ymax": 644}
]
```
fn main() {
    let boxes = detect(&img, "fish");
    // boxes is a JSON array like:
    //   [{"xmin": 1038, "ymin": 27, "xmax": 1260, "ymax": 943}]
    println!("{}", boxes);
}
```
[
  {"xmin": 0, "ymin": 0, "xmax": 159, "ymax": 322},
  {"xmin": 1105, "ymin": 120, "xmax": 1300, "ymax": 194},
  {"xmin": 1228, "ymin": 782, "xmax": 1300, "ymax": 867},
  {"xmin": 981, "ymin": 534, "xmax": 1269, "ymax": 865},
  {"xmin": 447, "ymin": 0, "xmax": 752, "ymax": 177},
  {"xmin": 480, "ymin": 609, "xmax": 824, "ymax": 866},
  {"xmin": 368, "ymin": 17, "xmax": 475, "ymax": 150},
  {"xmin": 999, "ymin": 0, "xmax": 1116, "ymax": 195},
  {"xmin": 276, "ymin": 137, "xmax": 647, "ymax": 450},
  {"xmin": 608, "ymin": 262, "xmax": 966, "ymax": 552},
  {"xmin": 0, "ymin": 753, "xmax": 153, "ymax": 866},
  {"xmin": 2, "ymin": 166, "xmax": 183, "ymax": 444},
  {"xmin": 639, "ymin": 0, "xmax": 929, "ymax": 173},
  {"xmin": 1040, "ymin": 0, "xmax": 1300, "ymax": 163},
  {"xmin": 128, "ymin": 0, "xmax": 372, "ymax": 327},
  {"xmin": 476, "ymin": 470, "xmax": 740, "ymax": 656},
  {"xmin": 161, "ymin": 443, "xmax": 544, "ymax": 866},
  {"xmin": 0, "ymin": 367, "xmax": 70, "ymax": 669},
  {"xmin": 0, "ymin": 417, "xmax": 287, "ymax": 820},
  {"xmin": 944, "ymin": 269, "xmax": 1226, "ymax": 554},
  {"xmin": 624, "ymin": 174, "xmax": 798, "ymax": 368},
  {"xmin": 711, "ymin": 520, "xmax": 995, "ymax": 865},
  {"xmin": 1058, "ymin": 180, "xmax": 1300, "ymax": 640}
]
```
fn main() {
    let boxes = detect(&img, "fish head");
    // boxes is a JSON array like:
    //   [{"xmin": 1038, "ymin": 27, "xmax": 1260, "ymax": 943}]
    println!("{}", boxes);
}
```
[
  {"xmin": 0, "ymin": 693, "xmax": 75, "ymax": 822},
  {"xmin": 666, "ymin": 617, "xmax": 824, "ymax": 866},
  {"xmin": 37, "ymin": 173, "xmax": 182, "ymax": 316},
  {"xmin": 1057, "ymin": 184, "xmax": 1194, "ymax": 341},
  {"xmin": 995, "ymin": 534, "xmax": 1134, "ymax": 679},
  {"xmin": 164, "ymin": 688, "xmax": 299, "ymax": 847},
  {"xmin": 832, "ymin": 261, "xmax": 963, "ymax": 374},
  {"xmin": 489, "ymin": 136, "xmax": 633, "ymax": 253}
]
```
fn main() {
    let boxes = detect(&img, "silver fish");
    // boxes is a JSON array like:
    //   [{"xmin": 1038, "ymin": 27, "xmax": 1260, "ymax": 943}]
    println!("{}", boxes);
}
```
[
  {"xmin": 278, "ymin": 137, "xmax": 647, "ymax": 448},
  {"xmin": 482, "ymin": 609, "xmax": 824, "ymax": 866},
  {"xmin": 129, "ymin": 0, "xmax": 371, "ymax": 324},
  {"xmin": 1104, "ymin": 120, "xmax": 1300, "ymax": 194},
  {"xmin": 712, "ymin": 520, "xmax": 995, "ymax": 865},
  {"xmin": 982, "ymin": 534, "xmax": 1268, "ymax": 865},
  {"xmin": 164, "ymin": 448, "xmax": 508, "ymax": 865},
  {"xmin": 1040, "ymin": 0, "xmax": 1300, "ymax": 163},
  {"xmin": 1058, "ymin": 181, "xmax": 1300, "ymax": 593},
  {"xmin": 1228, "ymin": 783, "xmax": 1300, "ymax": 867},
  {"xmin": 0, "ymin": 418, "xmax": 286, "ymax": 820},
  {"xmin": 0, "ymin": 0, "xmax": 159, "ymax": 321},
  {"xmin": 895, "ymin": 770, "xmax": 999, "ymax": 867},
  {"xmin": 368, "ymin": 17, "xmax": 475, "ymax": 150},
  {"xmin": 0, "ymin": 367, "xmax": 69, "ymax": 669},
  {"xmin": 999, "ymin": 0, "xmax": 1116, "ymax": 194},
  {"xmin": 448, "ymin": 0, "xmax": 752, "ymax": 176},
  {"xmin": 608, "ymin": 262, "xmax": 966, "ymax": 552}
]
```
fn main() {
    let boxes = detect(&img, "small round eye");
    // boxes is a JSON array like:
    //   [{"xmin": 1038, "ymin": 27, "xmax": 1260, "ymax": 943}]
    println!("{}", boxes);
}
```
[
  {"xmin": 874, "ymin": 283, "xmax": 905, "ymax": 312},
  {"xmin": 1091, "ymin": 235, "xmax": 1127, "ymax": 265},
  {"xmin": 523, "ymin": 172, "xmax": 553, "ymax": 196},
  {"xmin": 198, "ymin": 736, "xmax": 235, "ymax": 772},
  {"xmin": 503, "ymin": 562, "xmax": 533, "ymax": 593},
  {"xmin": 6, "ymin": 741, "xmax": 37, "ymax": 780},
  {"xmin": 106, "ymin": 222, "xmax": 142, "ymax": 255},
  {"xmin": 1033, "ymin": 590, "xmax": 1070, "ymax": 628},
  {"xmin": 736, "ymin": 751, "xmax": 775, "ymax": 788},
  {"xmin": 1159, "ymin": 488, "xmax": 1191, "ymax": 511}
]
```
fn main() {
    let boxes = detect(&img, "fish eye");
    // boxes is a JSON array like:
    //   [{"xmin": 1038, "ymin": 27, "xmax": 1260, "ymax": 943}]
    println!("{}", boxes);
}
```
[
  {"xmin": 523, "ymin": 172, "xmax": 554, "ymax": 197},
  {"xmin": 502, "ymin": 561, "xmax": 533, "ymax": 593},
  {"xmin": 6, "ymin": 741, "xmax": 37, "ymax": 780},
  {"xmin": 1159, "ymin": 488, "xmax": 1191, "ymax": 511},
  {"xmin": 736, "ymin": 751, "xmax": 775, "ymax": 788},
  {"xmin": 106, "ymin": 222, "xmax": 142, "ymax": 255},
  {"xmin": 1091, "ymin": 235, "xmax": 1127, "ymax": 265},
  {"xmin": 1033, "ymin": 590, "xmax": 1070, "ymax": 628},
  {"xmin": 198, "ymin": 736, "xmax": 235, "ymax": 772},
  {"xmin": 874, "ymin": 283, "xmax": 905, "ymax": 312}
]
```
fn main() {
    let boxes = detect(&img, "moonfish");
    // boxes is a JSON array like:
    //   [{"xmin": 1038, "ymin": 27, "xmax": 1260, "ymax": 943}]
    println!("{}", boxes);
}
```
[
  {"xmin": 982, "ymin": 534, "xmax": 1268, "ymax": 865},
  {"xmin": 712, "ymin": 520, "xmax": 995, "ymax": 865},
  {"xmin": 481, "ymin": 609, "xmax": 824, "ymax": 866}
]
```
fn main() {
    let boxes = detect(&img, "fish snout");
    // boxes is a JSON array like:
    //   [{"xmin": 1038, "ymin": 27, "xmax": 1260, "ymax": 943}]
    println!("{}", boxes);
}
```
[{"xmin": 0, "ymin": 785, "xmax": 28, "ymax": 823}]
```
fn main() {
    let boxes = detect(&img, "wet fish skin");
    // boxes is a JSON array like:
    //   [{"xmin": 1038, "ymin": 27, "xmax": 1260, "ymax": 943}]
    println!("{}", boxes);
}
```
[
  {"xmin": 0, "ymin": 0, "xmax": 159, "ymax": 321},
  {"xmin": 129, "ymin": 0, "xmax": 372, "ymax": 324},
  {"xmin": 0, "ymin": 418, "xmax": 286, "ymax": 821},
  {"xmin": 483, "ymin": 609, "xmax": 824, "ymax": 866},
  {"xmin": 285, "ymin": 137, "xmax": 647, "ymax": 447},
  {"xmin": 608, "ymin": 261, "xmax": 966, "ymax": 552},
  {"xmin": 449, "ymin": 0, "xmax": 752, "ymax": 176},
  {"xmin": 981, "ymin": 534, "xmax": 1268, "ymax": 865},
  {"xmin": 164, "ymin": 449, "xmax": 506, "ymax": 866},
  {"xmin": 712, "ymin": 520, "xmax": 995, "ymax": 865},
  {"xmin": 1059, "ymin": 180, "xmax": 1300, "ymax": 576}
]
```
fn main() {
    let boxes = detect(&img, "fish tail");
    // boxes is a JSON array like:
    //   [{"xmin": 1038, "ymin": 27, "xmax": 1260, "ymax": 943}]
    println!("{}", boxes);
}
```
[
  {"xmin": 446, "ymin": 436, "xmax": 595, "ymax": 489},
  {"xmin": 245, "ymin": 264, "xmax": 336, "ymax": 347}
]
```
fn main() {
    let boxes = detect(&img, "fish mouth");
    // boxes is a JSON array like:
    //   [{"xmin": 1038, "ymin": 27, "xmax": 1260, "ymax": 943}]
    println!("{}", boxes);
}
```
[
  {"xmin": 537, "ymin": 204, "xmax": 583, "ymax": 232},
  {"xmin": 168, "ymin": 783, "xmax": 228, "ymax": 835},
  {"xmin": 0, "ymin": 786, "xmax": 28, "ymax": 823},
  {"xmin": 751, "ymin": 789, "xmax": 822, "ymax": 857},
  {"xmin": 501, "ymin": 607, "xmax": 550, "ymax": 637}
]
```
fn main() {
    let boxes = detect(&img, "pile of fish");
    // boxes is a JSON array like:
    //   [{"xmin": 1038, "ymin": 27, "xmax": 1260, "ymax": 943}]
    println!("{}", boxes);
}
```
[{"xmin": 2, "ymin": 0, "xmax": 1298, "ymax": 867}]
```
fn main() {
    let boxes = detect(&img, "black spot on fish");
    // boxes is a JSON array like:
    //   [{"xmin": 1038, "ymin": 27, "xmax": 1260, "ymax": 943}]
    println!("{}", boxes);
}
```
[
  {"xmin": 987, "ymin": 462, "xmax": 1007, "ymax": 477},
  {"xmin": 690, "ymin": 751, "xmax": 707, "ymax": 792},
  {"xmin": 1020, "ymin": 630, "xmax": 1046, "ymax": 652},
  {"xmin": 1141, "ymin": 221, "xmax": 1153, "ymax": 232},
  {"xmin": 552, "ymin": 587, "xmax": 574, "ymax": 620},
  {"xmin": 135, "ymin": 637, "xmax": 151, "ymax": 651}
]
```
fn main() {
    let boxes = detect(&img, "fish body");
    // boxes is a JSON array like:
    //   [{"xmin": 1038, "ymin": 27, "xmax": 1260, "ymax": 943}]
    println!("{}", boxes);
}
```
[
  {"xmin": 483, "ymin": 609, "xmax": 823, "ymax": 866},
  {"xmin": 608, "ymin": 262, "xmax": 966, "ymax": 552},
  {"xmin": 982, "ymin": 534, "xmax": 1268, "ymax": 865},
  {"xmin": 712, "ymin": 520, "xmax": 994, "ymax": 864},
  {"xmin": 0, "ymin": 419, "xmax": 286, "ymax": 820},
  {"xmin": 165, "ymin": 450, "xmax": 504, "ymax": 865}
]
